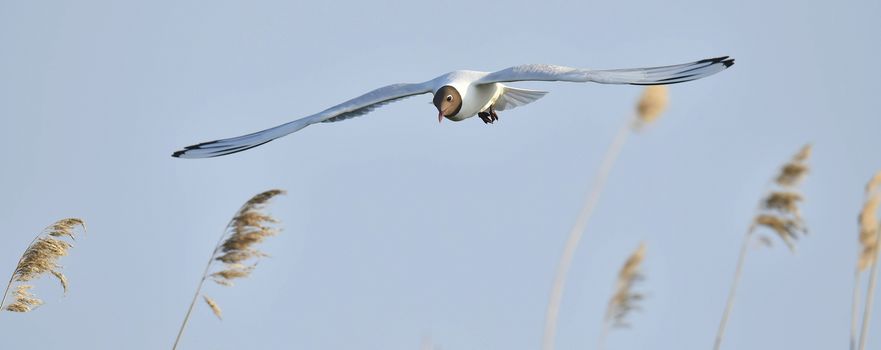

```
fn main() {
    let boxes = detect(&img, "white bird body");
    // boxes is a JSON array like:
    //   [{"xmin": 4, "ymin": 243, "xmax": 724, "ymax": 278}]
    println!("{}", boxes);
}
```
[
  {"xmin": 429, "ymin": 70, "xmax": 501, "ymax": 121},
  {"xmin": 173, "ymin": 56, "xmax": 734, "ymax": 158}
]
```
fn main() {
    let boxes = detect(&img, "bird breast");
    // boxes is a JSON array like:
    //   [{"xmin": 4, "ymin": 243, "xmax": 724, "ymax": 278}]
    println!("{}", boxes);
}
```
[{"xmin": 449, "ymin": 83, "xmax": 503, "ymax": 121}]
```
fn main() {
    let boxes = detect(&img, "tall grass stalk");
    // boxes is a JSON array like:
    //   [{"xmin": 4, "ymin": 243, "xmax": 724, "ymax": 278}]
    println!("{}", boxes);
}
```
[
  {"xmin": 541, "ymin": 87, "xmax": 667, "ymax": 350},
  {"xmin": 713, "ymin": 145, "xmax": 811, "ymax": 350},
  {"xmin": 860, "ymin": 230, "xmax": 881, "ymax": 350},
  {"xmin": 713, "ymin": 223, "xmax": 755, "ymax": 350},
  {"xmin": 1, "ymin": 218, "xmax": 85, "ymax": 313},
  {"xmin": 853, "ymin": 172, "xmax": 881, "ymax": 350},
  {"xmin": 598, "ymin": 243, "xmax": 647, "ymax": 350},
  {"xmin": 173, "ymin": 190, "xmax": 284, "ymax": 349}
]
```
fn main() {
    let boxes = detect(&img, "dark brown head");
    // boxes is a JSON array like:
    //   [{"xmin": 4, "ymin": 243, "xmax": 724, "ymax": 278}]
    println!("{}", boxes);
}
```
[{"xmin": 433, "ymin": 85, "xmax": 462, "ymax": 122}]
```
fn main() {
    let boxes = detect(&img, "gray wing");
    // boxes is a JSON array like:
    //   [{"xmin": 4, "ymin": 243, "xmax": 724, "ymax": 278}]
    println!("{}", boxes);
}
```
[
  {"xmin": 172, "ymin": 82, "xmax": 433, "ymax": 158},
  {"xmin": 477, "ymin": 56, "xmax": 734, "ymax": 86}
]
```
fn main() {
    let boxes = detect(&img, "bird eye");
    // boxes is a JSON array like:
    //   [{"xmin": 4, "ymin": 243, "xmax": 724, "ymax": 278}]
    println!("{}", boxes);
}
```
[{"xmin": 446, "ymin": 95, "xmax": 453, "ymax": 102}]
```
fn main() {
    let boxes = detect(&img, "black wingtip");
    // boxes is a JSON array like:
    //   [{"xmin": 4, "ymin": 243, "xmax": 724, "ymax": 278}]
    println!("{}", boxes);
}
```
[
  {"xmin": 169, "ymin": 138, "xmax": 273, "ymax": 159},
  {"xmin": 697, "ymin": 56, "xmax": 729, "ymax": 64},
  {"xmin": 723, "ymin": 58, "xmax": 735, "ymax": 68},
  {"xmin": 171, "ymin": 139, "xmax": 219, "ymax": 158},
  {"xmin": 696, "ymin": 56, "xmax": 735, "ymax": 69}
]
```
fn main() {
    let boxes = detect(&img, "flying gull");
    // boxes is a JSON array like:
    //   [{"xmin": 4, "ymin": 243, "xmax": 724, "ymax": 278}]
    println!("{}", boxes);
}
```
[{"xmin": 173, "ymin": 56, "xmax": 734, "ymax": 158}]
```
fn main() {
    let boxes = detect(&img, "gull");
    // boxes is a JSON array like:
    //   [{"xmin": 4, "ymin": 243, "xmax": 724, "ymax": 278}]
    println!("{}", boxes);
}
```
[{"xmin": 172, "ymin": 56, "xmax": 734, "ymax": 158}]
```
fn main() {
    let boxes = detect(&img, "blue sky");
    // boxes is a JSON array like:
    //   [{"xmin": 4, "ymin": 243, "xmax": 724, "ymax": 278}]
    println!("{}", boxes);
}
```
[{"xmin": 1, "ymin": 0, "xmax": 880, "ymax": 349}]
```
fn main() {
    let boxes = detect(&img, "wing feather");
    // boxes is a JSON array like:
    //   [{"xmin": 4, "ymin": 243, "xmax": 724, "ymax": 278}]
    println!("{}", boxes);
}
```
[
  {"xmin": 477, "ymin": 56, "xmax": 734, "ymax": 86},
  {"xmin": 494, "ymin": 86, "xmax": 549, "ymax": 112},
  {"xmin": 172, "ymin": 82, "xmax": 432, "ymax": 158}
]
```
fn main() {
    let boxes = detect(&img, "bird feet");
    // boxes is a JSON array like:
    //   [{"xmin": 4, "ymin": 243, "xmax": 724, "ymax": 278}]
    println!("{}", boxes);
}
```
[{"xmin": 478, "ymin": 105, "xmax": 499, "ymax": 124}]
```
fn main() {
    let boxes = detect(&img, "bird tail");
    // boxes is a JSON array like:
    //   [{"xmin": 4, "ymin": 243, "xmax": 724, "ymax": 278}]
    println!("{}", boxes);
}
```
[
  {"xmin": 589, "ymin": 56, "xmax": 735, "ymax": 85},
  {"xmin": 172, "ymin": 118, "xmax": 312, "ymax": 158}
]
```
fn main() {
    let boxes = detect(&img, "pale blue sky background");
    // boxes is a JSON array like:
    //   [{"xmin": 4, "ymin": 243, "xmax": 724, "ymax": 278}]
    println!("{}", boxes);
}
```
[{"xmin": 1, "ymin": 0, "xmax": 879, "ymax": 349}]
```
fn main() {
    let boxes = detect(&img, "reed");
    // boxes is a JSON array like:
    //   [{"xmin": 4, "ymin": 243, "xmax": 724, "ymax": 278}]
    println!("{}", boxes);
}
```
[
  {"xmin": 1, "ymin": 218, "xmax": 86, "ymax": 312},
  {"xmin": 851, "ymin": 171, "xmax": 881, "ymax": 350},
  {"xmin": 542, "ymin": 86, "xmax": 667, "ymax": 350},
  {"xmin": 598, "ymin": 243, "xmax": 647, "ymax": 350},
  {"xmin": 172, "ymin": 189, "xmax": 285, "ymax": 349},
  {"xmin": 713, "ymin": 144, "xmax": 811, "ymax": 350}
]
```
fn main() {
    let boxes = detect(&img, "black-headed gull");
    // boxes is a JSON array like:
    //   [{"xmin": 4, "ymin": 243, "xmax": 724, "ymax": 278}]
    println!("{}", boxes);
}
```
[{"xmin": 173, "ymin": 56, "xmax": 734, "ymax": 158}]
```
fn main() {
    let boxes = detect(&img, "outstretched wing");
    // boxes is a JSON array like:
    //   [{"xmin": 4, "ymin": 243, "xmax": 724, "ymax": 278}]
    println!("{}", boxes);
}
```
[
  {"xmin": 172, "ymin": 82, "xmax": 433, "ymax": 158},
  {"xmin": 493, "ymin": 86, "xmax": 549, "ymax": 112},
  {"xmin": 477, "ymin": 56, "xmax": 734, "ymax": 86}
]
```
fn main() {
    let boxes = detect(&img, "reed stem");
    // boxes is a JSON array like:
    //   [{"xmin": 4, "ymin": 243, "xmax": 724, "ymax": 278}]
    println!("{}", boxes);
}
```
[
  {"xmin": 858, "ymin": 226, "xmax": 881, "ymax": 350},
  {"xmin": 714, "ymin": 224, "xmax": 755, "ymax": 350},
  {"xmin": 172, "ymin": 219, "xmax": 237, "ymax": 349},
  {"xmin": 851, "ymin": 266, "xmax": 862, "ymax": 350},
  {"xmin": 541, "ymin": 120, "xmax": 631, "ymax": 350}
]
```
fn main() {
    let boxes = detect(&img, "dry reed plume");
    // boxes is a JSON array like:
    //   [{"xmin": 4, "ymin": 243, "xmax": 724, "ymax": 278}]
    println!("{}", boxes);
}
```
[
  {"xmin": 599, "ymin": 243, "xmax": 647, "ymax": 350},
  {"xmin": 851, "ymin": 171, "xmax": 881, "ymax": 350},
  {"xmin": 172, "ymin": 189, "xmax": 285, "ymax": 350},
  {"xmin": 857, "ymin": 172, "xmax": 881, "ymax": 270},
  {"xmin": 633, "ymin": 86, "xmax": 669, "ymax": 131},
  {"xmin": 1, "ymin": 218, "xmax": 86, "ymax": 312},
  {"xmin": 542, "ymin": 86, "xmax": 667, "ymax": 350},
  {"xmin": 714, "ymin": 144, "xmax": 811, "ymax": 350}
]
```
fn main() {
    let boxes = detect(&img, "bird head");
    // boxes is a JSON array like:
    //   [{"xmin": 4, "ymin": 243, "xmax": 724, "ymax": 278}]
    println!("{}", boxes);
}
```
[{"xmin": 433, "ymin": 85, "xmax": 462, "ymax": 123}]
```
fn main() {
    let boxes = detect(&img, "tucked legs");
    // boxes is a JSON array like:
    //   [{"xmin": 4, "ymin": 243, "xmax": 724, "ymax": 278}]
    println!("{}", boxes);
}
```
[{"xmin": 478, "ymin": 105, "xmax": 499, "ymax": 124}]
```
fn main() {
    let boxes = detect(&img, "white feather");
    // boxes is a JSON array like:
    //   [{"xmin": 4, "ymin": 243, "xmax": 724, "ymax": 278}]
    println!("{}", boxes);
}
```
[{"xmin": 493, "ymin": 86, "xmax": 549, "ymax": 112}]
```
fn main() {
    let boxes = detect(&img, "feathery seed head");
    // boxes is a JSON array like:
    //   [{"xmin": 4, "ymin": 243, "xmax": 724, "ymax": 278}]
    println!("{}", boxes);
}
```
[
  {"xmin": 763, "ymin": 192, "xmax": 803, "ymax": 219},
  {"xmin": 5, "ymin": 285, "xmax": 42, "ymax": 312},
  {"xmin": 203, "ymin": 295, "xmax": 222, "ymax": 320},
  {"xmin": 211, "ymin": 264, "xmax": 254, "ymax": 284},
  {"xmin": 604, "ymin": 243, "xmax": 647, "ymax": 329},
  {"xmin": 634, "ymin": 86, "xmax": 669, "ymax": 129},
  {"xmin": 206, "ymin": 190, "xmax": 283, "ymax": 298},
  {"xmin": 2, "ymin": 218, "xmax": 84, "ymax": 313},
  {"xmin": 754, "ymin": 145, "xmax": 811, "ymax": 251},
  {"xmin": 858, "ymin": 171, "xmax": 881, "ymax": 271},
  {"xmin": 47, "ymin": 218, "xmax": 85, "ymax": 240},
  {"xmin": 215, "ymin": 249, "xmax": 268, "ymax": 264},
  {"xmin": 174, "ymin": 191, "xmax": 284, "ymax": 348},
  {"xmin": 633, "ymin": 85, "xmax": 669, "ymax": 131},
  {"xmin": 755, "ymin": 215, "xmax": 803, "ymax": 251},
  {"xmin": 775, "ymin": 144, "xmax": 812, "ymax": 187}
]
